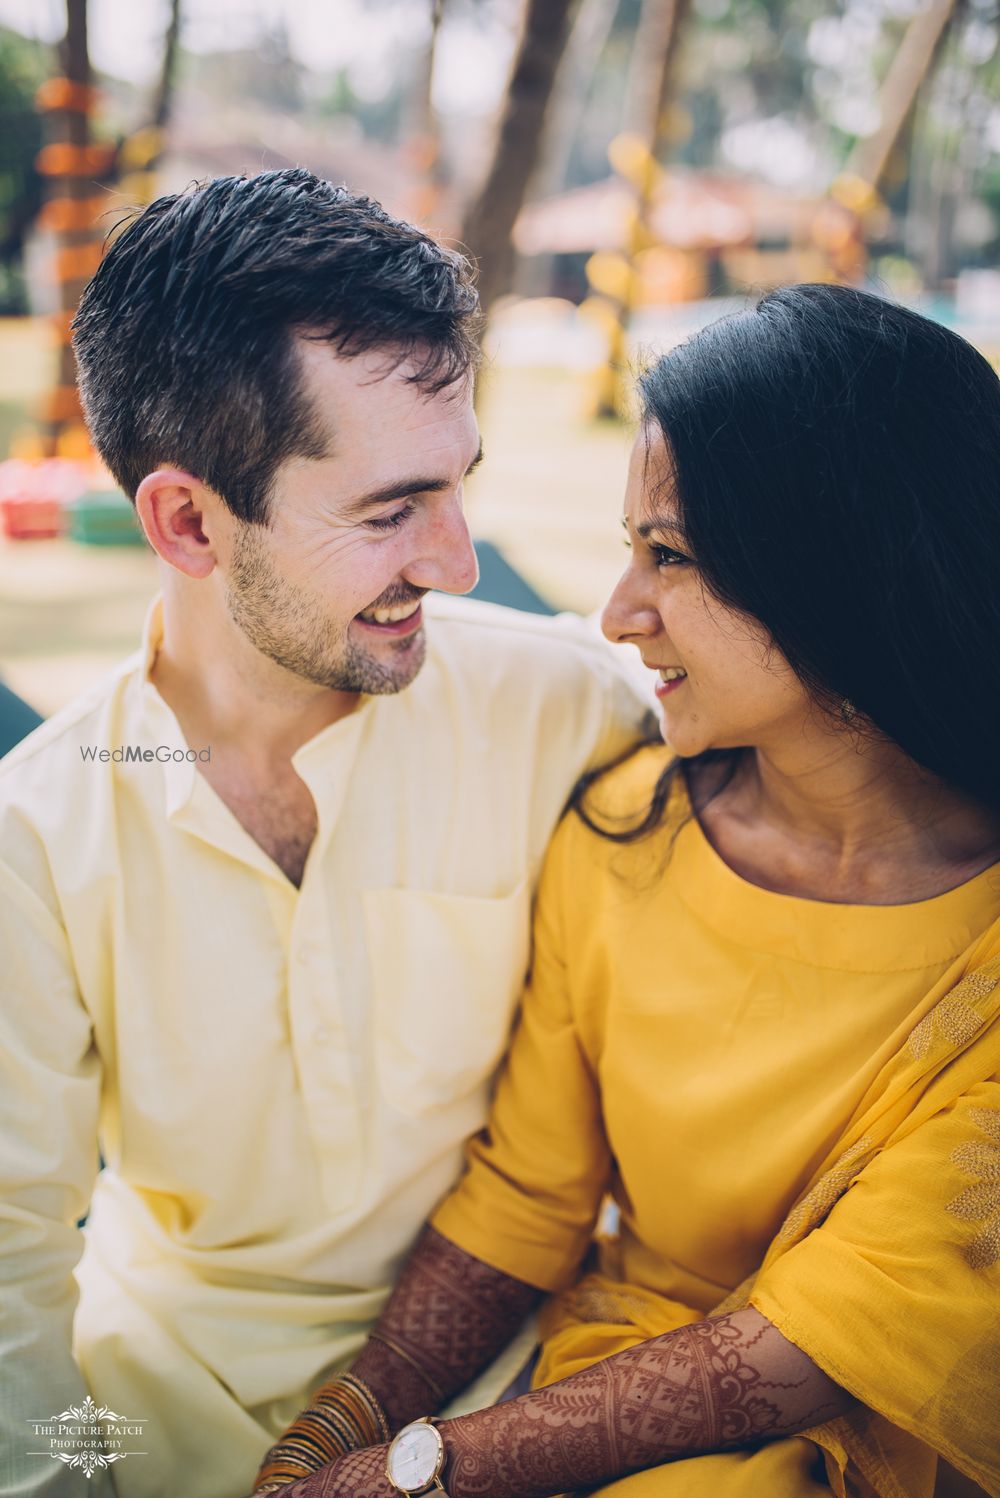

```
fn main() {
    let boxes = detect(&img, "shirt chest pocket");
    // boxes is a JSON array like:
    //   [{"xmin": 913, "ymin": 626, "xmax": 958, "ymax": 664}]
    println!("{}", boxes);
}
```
[{"xmin": 363, "ymin": 880, "xmax": 531, "ymax": 1117}]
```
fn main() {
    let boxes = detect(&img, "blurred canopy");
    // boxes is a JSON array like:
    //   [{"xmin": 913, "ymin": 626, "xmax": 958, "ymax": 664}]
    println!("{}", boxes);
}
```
[{"xmin": 0, "ymin": 0, "xmax": 998, "ymax": 451}]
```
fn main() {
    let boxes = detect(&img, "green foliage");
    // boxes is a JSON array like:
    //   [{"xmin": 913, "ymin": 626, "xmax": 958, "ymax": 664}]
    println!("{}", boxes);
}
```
[{"xmin": 0, "ymin": 26, "xmax": 46, "ymax": 315}]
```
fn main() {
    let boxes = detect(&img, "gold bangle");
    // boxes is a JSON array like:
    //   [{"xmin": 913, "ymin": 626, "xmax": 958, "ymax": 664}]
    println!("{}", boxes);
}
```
[
  {"xmin": 253, "ymin": 1372, "xmax": 389, "ymax": 1489},
  {"xmin": 367, "ymin": 1330, "xmax": 447, "ymax": 1405},
  {"xmin": 339, "ymin": 1371, "xmax": 391, "ymax": 1443}
]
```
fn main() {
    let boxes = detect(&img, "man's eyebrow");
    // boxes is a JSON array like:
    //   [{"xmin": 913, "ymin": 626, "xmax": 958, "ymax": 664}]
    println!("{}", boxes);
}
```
[{"xmin": 342, "ymin": 441, "xmax": 484, "ymax": 518}]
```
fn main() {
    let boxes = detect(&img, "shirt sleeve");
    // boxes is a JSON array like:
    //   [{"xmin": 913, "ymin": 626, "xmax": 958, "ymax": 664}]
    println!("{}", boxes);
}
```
[
  {"xmin": 0, "ymin": 857, "xmax": 109, "ymax": 1497},
  {"xmin": 432, "ymin": 819, "xmax": 610, "ymax": 1290},
  {"xmin": 577, "ymin": 613, "xmax": 658, "ymax": 774},
  {"xmin": 748, "ymin": 1078, "xmax": 1000, "ymax": 1490}
]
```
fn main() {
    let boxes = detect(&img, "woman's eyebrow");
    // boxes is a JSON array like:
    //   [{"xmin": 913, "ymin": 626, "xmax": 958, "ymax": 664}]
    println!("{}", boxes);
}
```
[{"xmin": 629, "ymin": 511, "xmax": 686, "ymax": 541}]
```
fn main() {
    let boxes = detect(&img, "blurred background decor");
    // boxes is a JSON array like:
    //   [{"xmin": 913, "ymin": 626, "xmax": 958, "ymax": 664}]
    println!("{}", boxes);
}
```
[{"xmin": 0, "ymin": 0, "xmax": 997, "ymax": 721}]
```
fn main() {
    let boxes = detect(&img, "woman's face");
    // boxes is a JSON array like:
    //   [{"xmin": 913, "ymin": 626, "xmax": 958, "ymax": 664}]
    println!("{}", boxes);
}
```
[{"xmin": 602, "ymin": 427, "xmax": 815, "ymax": 758}]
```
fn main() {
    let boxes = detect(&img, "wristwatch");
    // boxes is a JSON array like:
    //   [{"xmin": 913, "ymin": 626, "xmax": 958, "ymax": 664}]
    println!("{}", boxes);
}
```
[{"xmin": 385, "ymin": 1417, "xmax": 449, "ymax": 1495}]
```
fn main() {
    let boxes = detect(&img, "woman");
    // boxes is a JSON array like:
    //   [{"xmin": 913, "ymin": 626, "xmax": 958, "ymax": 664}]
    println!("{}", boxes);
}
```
[{"xmin": 251, "ymin": 285, "xmax": 1000, "ymax": 1498}]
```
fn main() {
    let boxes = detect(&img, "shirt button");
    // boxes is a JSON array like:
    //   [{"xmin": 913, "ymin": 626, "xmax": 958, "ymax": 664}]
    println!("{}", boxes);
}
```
[{"xmin": 313, "ymin": 1027, "xmax": 331, "ymax": 1044}]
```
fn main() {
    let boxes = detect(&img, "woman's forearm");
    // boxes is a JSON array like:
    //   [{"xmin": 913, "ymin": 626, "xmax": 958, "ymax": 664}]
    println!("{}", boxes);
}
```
[
  {"xmin": 441, "ymin": 1306, "xmax": 851, "ymax": 1496},
  {"xmin": 352, "ymin": 1226, "xmax": 543, "ymax": 1428},
  {"xmin": 278, "ymin": 1306, "xmax": 852, "ymax": 1498},
  {"xmin": 252, "ymin": 1228, "xmax": 542, "ymax": 1491}
]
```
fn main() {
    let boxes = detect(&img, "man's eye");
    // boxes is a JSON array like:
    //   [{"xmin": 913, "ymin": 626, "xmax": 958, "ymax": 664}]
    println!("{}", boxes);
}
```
[{"xmin": 367, "ymin": 501, "xmax": 416, "ymax": 532}]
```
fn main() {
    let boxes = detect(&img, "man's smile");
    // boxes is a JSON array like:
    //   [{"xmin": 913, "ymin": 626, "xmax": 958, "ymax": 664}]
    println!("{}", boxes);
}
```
[{"xmin": 354, "ymin": 599, "xmax": 424, "ymax": 636}]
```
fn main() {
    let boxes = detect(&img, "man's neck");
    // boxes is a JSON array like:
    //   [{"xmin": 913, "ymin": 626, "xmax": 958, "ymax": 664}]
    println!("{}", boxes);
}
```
[{"xmin": 152, "ymin": 579, "xmax": 358, "ymax": 771}]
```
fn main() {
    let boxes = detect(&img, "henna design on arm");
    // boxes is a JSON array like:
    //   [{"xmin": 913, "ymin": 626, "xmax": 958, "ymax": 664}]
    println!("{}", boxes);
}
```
[
  {"xmin": 352, "ymin": 1226, "xmax": 543, "ymax": 1431},
  {"xmin": 441, "ymin": 1307, "xmax": 851, "ymax": 1498},
  {"xmin": 249, "ymin": 1230, "xmax": 541, "ymax": 1491},
  {"xmin": 263, "ymin": 1308, "xmax": 852, "ymax": 1498}
]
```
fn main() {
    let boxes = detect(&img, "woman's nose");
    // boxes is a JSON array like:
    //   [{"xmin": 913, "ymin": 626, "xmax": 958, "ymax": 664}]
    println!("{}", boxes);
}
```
[{"xmin": 601, "ymin": 567, "xmax": 660, "ymax": 646}]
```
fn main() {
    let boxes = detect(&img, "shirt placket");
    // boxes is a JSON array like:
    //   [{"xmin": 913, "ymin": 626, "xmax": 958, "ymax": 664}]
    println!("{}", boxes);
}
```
[
  {"xmin": 285, "ymin": 716, "xmax": 372, "ymax": 1215},
  {"xmin": 286, "ymin": 886, "xmax": 364, "ymax": 1213}
]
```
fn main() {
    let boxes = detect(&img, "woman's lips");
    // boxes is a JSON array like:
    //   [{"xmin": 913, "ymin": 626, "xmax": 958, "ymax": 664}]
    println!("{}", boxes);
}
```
[{"xmin": 654, "ymin": 671, "xmax": 687, "ymax": 699}]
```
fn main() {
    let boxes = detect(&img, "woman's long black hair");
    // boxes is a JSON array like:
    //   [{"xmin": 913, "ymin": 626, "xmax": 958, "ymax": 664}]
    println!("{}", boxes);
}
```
[{"xmin": 573, "ymin": 282, "xmax": 1000, "ymax": 840}]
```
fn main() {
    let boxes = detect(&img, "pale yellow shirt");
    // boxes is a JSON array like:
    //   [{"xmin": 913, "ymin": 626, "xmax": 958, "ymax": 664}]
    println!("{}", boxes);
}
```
[{"xmin": 0, "ymin": 592, "xmax": 648, "ymax": 1498}]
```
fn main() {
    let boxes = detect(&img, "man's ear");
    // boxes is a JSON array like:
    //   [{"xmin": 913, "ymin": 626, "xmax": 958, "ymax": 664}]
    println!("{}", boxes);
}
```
[{"xmin": 135, "ymin": 469, "xmax": 221, "ymax": 579}]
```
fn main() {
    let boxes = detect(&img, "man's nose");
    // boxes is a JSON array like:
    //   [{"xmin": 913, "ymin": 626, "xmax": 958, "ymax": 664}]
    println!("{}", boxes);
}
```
[
  {"xmin": 406, "ymin": 498, "xmax": 480, "ymax": 597},
  {"xmin": 601, "ymin": 566, "xmax": 660, "ymax": 645}
]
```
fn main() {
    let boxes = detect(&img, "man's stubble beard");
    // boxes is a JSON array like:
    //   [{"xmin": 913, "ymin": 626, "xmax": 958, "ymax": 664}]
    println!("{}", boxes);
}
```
[{"xmin": 225, "ymin": 522, "xmax": 426, "ymax": 696}]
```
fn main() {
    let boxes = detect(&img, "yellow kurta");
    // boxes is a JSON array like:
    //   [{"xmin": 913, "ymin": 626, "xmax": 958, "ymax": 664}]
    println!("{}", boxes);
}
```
[{"xmin": 433, "ymin": 746, "xmax": 1000, "ymax": 1496}]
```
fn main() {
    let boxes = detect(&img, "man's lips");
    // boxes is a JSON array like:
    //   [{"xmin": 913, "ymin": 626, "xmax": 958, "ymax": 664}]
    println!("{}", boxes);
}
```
[{"xmin": 354, "ymin": 601, "xmax": 424, "ymax": 638}]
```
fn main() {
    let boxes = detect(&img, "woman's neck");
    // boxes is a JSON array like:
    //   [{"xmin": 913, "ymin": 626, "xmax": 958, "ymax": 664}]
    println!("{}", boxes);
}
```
[{"xmin": 689, "ymin": 737, "xmax": 1000, "ymax": 905}]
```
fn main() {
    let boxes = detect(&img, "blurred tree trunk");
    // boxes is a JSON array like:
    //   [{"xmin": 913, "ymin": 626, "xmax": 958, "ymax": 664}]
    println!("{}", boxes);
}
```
[
  {"xmin": 592, "ymin": 0, "xmax": 691, "ymax": 419},
  {"xmin": 621, "ymin": 0, "xmax": 689, "ymax": 139},
  {"xmin": 460, "ymin": 0, "xmax": 576, "ymax": 325},
  {"xmin": 35, "ymin": 0, "xmax": 182, "ymax": 457},
  {"xmin": 115, "ymin": 0, "xmax": 182, "ymax": 202},
  {"xmin": 152, "ymin": 0, "xmax": 182, "ymax": 130},
  {"xmin": 846, "ymin": 0, "xmax": 959, "ymax": 194},
  {"xmin": 35, "ymin": 0, "xmax": 103, "ymax": 456},
  {"xmin": 401, "ymin": 0, "xmax": 446, "ymax": 226},
  {"xmin": 822, "ymin": 0, "xmax": 960, "ymax": 282},
  {"xmin": 520, "ymin": 0, "xmax": 622, "ymax": 297}
]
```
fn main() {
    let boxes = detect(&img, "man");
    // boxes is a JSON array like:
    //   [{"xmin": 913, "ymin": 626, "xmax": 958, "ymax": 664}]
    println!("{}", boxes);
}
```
[{"xmin": 0, "ymin": 170, "xmax": 648, "ymax": 1497}]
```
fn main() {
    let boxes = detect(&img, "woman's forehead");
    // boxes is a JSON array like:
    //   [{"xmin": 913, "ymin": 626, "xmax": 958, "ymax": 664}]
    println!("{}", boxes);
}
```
[{"xmin": 628, "ymin": 427, "xmax": 683, "ymax": 532}]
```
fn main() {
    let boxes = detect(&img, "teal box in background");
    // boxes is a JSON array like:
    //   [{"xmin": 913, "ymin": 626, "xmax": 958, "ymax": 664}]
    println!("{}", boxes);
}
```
[{"xmin": 67, "ymin": 490, "xmax": 146, "ymax": 547}]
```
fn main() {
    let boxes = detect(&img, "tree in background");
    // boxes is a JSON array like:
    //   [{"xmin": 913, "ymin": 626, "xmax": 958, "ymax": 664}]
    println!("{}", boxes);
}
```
[
  {"xmin": 115, "ymin": 0, "xmax": 182, "ymax": 205},
  {"xmin": 519, "ymin": 0, "xmax": 623, "ymax": 296},
  {"xmin": 400, "ymin": 0, "xmax": 447, "ymax": 225},
  {"xmin": 0, "ymin": 30, "xmax": 47, "ymax": 315},
  {"xmin": 817, "ymin": 0, "xmax": 960, "ymax": 282},
  {"xmin": 34, "ymin": 0, "xmax": 182, "ymax": 457},
  {"xmin": 899, "ymin": 0, "xmax": 998, "ymax": 289},
  {"xmin": 34, "ymin": 0, "xmax": 109, "ymax": 456},
  {"xmin": 591, "ymin": 0, "xmax": 692, "ymax": 417},
  {"xmin": 460, "ymin": 0, "xmax": 577, "ymax": 324}
]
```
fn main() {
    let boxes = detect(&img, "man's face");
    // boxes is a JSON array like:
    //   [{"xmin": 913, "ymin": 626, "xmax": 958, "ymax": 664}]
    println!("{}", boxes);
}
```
[{"xmin": 222, "ymin": 339, "xmax": 481, "ymax": 696}]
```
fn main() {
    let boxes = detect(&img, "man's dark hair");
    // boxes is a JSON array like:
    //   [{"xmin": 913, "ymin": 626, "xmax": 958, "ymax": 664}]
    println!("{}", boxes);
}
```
[{"xmin": 72, "ymin": 169, "xmax": 481, "ymax": 524}]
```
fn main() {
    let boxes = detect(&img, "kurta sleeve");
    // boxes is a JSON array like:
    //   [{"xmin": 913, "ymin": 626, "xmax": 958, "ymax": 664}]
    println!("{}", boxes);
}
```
[
  {"xmin": 749, "ymin": 1077, "xmax": 1000, "ymax": 1492},
  {"xmin": 432, "ymin": 817, "xmax": 610, "ymax": 1291},
  {"xmin": 0, "ymin": 857, "xmax": 108, "ymax": 1497}
]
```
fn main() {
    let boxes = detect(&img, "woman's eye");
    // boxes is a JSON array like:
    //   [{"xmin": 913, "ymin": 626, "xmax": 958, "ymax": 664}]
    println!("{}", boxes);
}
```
[
  {"xmin": 367, "ymin": 501, "xmax": 416, "ymax": 532},
  {"xmin": 652, "ymin": 544, "xmax": 689, "ymax": 568},
  {"xmin": 621, "ymin": 534, "xmax": 689, "ymax": 567}
]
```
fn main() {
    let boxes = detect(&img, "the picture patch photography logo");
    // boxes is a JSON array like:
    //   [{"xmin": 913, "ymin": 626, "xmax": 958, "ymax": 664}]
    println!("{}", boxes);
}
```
[{"xmin": 27, "ymin": 1395, "xmax": 149, "ymax": 1479}]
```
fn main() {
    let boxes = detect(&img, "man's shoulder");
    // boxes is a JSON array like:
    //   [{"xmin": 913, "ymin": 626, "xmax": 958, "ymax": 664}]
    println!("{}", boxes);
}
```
[{"xmin": 424, "ymin": 592, "xmax": 634, "ymax": 689}]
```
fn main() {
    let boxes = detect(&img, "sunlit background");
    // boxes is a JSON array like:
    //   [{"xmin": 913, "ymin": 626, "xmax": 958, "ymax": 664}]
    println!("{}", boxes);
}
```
[{"xmin": 0, "ymin": 0, "xmax": 998, "ymax": 724}]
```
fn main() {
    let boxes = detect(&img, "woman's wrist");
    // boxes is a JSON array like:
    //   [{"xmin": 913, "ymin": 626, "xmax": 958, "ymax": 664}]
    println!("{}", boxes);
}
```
[{"xmin": 253, "ymin": 1372, "xmax": 389, "ymax": 1489}]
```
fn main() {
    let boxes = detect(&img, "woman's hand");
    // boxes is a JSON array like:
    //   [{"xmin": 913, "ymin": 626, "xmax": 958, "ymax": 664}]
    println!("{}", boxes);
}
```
[
  {"xmin": 257, "ymin": 1444, "xmax": 395, "ymax": 1498},
  {"xmin": 252, "ymin": 1308, "xmax": 852, "ymax": 1498}
]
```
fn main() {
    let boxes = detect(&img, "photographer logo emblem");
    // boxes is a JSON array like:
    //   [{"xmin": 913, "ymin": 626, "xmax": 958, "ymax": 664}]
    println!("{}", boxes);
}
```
[{"xmin": 27, "ymin": 1395, "xmax": 149, "ymax": 1478}]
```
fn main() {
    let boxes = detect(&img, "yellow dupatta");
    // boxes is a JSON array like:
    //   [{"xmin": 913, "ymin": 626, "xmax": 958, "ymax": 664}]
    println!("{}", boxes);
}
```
[{"xmin": 532, "ymin": 919, "xmax": 1000, "ymax": 1498}]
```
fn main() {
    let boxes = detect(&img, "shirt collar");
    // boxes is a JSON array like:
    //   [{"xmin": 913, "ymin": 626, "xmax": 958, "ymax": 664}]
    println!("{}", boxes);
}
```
[{"xmin": 136, "ymin": 594, "xmax": 377, "ymax": 837}]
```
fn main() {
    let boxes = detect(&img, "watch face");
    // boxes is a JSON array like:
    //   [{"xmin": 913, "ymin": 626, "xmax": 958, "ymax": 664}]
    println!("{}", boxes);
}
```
[{"xmin": 388, "ymin": 1422, "xmax": 441, "ymax": 1491}]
